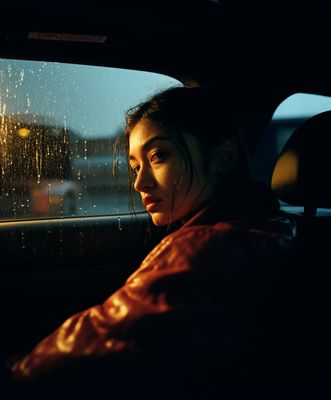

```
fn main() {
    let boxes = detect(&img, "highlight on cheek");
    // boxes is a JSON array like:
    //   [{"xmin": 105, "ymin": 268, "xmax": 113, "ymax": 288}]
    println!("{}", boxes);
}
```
[{"xmin": 169, "ymin": 175, "xmax": 183, "ymax": 213}]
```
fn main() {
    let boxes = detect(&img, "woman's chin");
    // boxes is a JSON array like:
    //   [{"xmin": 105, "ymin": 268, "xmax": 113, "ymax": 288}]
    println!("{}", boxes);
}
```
[{"xmin": 150, "ymin": 212, "xmax": 172, "ymax": 227}]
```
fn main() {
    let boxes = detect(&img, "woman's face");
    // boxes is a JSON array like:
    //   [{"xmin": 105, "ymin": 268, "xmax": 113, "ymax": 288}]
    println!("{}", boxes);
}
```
[{"xmin": 129, "ymin": 118, "xmax": 219, "ymax": 226}]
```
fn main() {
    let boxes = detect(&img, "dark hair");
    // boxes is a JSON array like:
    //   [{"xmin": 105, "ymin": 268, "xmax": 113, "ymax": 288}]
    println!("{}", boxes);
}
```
[{"xmin": 124, "ymin": 86, "xmax": 248, "ymax": 198}]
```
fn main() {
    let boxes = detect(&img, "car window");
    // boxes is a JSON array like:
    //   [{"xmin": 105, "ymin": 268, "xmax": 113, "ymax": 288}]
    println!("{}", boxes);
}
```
[
  {"xmin": 251, "ymin": 92, "xmax": 331, "ymax": 214},
  {"xmin": 0, "ymin": 59, "xmax": 182, "ymax": 221}
]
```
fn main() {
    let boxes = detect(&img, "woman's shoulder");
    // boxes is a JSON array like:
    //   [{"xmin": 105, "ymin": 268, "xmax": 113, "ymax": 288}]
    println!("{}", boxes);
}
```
[
  {"xmin": 178, "ymin": 211, "xmax": 295, "ymax": 241},
  {"xmin": 138, "ymin": 214, "xmax": 295, "ymax": 272}
]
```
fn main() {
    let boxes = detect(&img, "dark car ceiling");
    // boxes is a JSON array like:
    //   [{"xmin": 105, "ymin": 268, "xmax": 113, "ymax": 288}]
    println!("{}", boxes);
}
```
[{"xmin": 0, "ymin": 0, "xmax": 331, "ymax": 154}]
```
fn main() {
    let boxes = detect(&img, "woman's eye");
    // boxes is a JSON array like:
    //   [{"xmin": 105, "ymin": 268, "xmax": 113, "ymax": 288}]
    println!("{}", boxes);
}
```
[
  {"xmin": 131, "ymin": 166, "xmax": 139, "ymax": 177},
  {"xmin": 150, "ymin": 151, "xmax": 166, "ymax": 163}
]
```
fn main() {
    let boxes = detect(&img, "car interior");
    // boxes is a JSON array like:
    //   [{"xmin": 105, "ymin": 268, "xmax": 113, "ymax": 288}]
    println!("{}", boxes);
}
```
[{"xmin": 0, "ymin": 0, "xmax": 331, "ymax": 391}]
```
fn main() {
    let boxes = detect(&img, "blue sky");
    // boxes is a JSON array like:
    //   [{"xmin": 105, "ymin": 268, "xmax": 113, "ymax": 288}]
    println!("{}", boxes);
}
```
[
  {"xmin": 273, "ymin": 93, "xmax": 331, "ymax": 119},
  {"xmin": 1, "ymin": 59, "xmax": 331, "ymax": 137},
  {"xmin": 0, "ymin": 60, "xmax": 180, "ymax": 138}
]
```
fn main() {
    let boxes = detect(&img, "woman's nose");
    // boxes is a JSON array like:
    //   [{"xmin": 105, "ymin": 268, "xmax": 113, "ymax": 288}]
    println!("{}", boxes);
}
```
[{"xmin": 134, "ymin": 166, "xmax": 154, "ymax": 192}]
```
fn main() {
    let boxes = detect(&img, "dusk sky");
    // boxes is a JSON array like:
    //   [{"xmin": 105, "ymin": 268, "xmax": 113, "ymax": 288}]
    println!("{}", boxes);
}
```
[
  {"xmin": 0, "ymin": 59, "xmax": 181, "ymax": 138},
  {"xmin": 1, "ymin": 59, "xmax": 331, "ymax": 138}
]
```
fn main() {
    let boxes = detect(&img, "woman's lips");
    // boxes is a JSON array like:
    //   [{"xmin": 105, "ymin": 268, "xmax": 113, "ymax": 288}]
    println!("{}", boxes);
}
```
[
  {"xmin": 146, "ymin": 202, "xmax": 161, "ymax": 212},
  {"xmin": 143, "ymin": 198, "xmax": 161, "ymax": 212}
]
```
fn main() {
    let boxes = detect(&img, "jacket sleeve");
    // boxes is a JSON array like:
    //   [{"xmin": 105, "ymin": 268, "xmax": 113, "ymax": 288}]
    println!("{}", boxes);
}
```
[{"xmin": 10, "ymin": 234, "xmax": 189, "ymax": 381}]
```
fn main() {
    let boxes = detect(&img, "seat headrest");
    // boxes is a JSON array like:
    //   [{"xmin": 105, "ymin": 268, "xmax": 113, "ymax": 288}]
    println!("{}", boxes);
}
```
[{"xmin": 271, "ymin": 110, "xmax": 331, "ymax": 209}]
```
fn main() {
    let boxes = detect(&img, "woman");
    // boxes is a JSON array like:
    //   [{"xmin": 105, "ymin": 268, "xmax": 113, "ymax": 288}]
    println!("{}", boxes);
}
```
[{"xmin": 9, "ymin": 86, "xmax": 295, "ymax": 393}]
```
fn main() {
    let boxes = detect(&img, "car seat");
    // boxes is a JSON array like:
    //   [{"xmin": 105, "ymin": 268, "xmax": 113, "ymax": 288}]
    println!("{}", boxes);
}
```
[
  {"xmin": 270, "ymin": 110, "xmax": 331, "ymax": 384},
  {"xmin": 271, "ymin": 110, "xmax": 331, "ymax": 216}
]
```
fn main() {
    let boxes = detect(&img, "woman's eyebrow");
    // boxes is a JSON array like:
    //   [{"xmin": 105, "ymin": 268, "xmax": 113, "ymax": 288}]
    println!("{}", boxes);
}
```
[{"xmin": 129, "ymin": 136, "xmax": 170, "ymax": 161}]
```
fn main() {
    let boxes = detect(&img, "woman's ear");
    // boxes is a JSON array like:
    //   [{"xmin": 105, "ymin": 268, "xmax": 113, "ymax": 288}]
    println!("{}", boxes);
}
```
[{"xmin": 216, "ymin": 139, "xmax": 238, "ymax": 174}]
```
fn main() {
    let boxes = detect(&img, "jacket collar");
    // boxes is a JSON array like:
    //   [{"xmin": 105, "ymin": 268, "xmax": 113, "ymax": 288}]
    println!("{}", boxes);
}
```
[{"xmin": 183, "ymin": 176, "xmax": 280, "ymax": 227}]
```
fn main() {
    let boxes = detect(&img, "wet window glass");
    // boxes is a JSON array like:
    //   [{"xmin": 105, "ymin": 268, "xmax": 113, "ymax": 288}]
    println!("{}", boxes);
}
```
[{"xmin": 0, "ymin": 59, "xmax": 181, "ymax": 221}]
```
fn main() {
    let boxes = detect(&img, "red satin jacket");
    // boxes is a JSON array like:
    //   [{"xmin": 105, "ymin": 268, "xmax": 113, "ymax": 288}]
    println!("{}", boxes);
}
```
[{"xmin": 11, "ymin": 179, "xmax": 295, "ymax": 388}]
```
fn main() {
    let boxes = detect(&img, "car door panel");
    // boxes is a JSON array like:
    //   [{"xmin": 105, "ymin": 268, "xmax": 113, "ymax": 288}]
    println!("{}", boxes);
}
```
[{"xmin": 0, "ymin": 213, "xmax": 161, "ymax": 362}]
